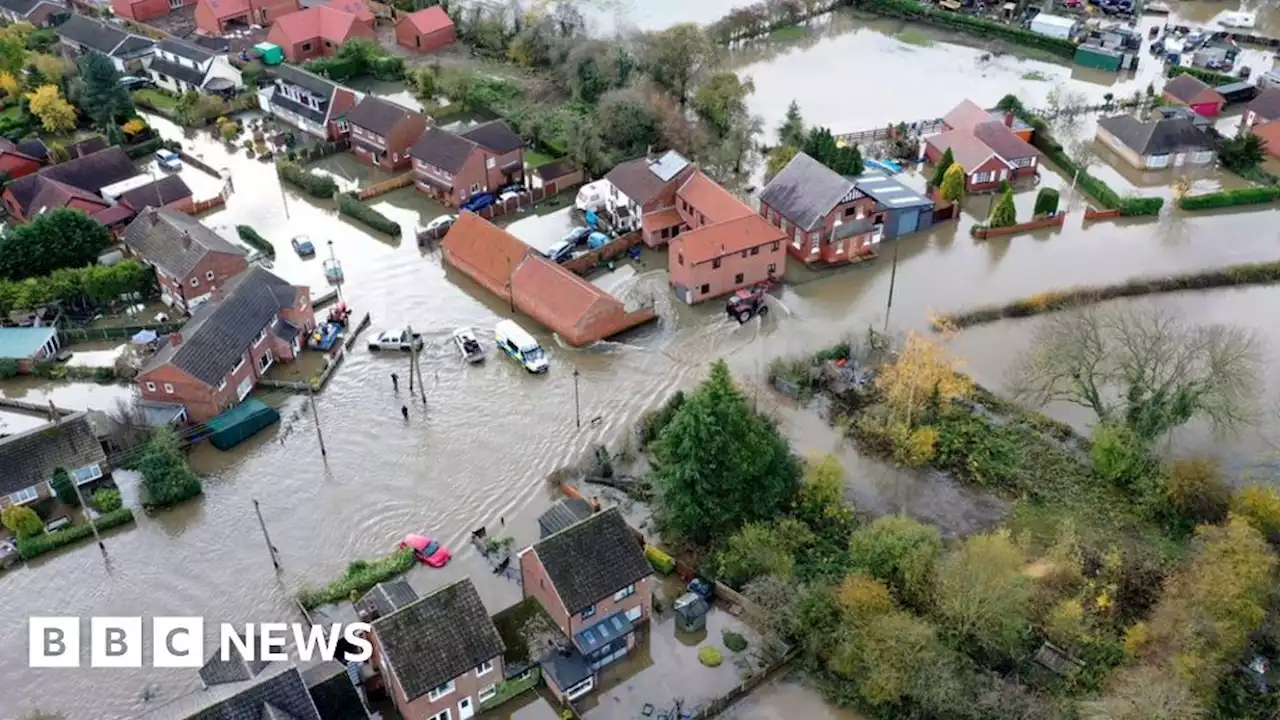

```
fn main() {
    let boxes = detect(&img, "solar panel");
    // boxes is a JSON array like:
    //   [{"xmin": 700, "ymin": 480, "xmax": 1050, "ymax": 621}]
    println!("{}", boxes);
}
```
[{"xmin": 650, "ymin": 151, "xmax": 690, "ymax": 182}]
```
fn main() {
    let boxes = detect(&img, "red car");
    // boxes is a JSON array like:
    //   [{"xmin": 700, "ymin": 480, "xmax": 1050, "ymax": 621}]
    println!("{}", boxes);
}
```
[{"xmin": 400, "ymin": 533, "xmax": 452, "ymax": 568}]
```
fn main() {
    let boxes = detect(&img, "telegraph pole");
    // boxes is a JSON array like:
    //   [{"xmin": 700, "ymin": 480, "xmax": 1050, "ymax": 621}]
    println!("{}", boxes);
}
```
[
  {"xmin": 407, "ymin": 324, "xmax": 417, "ymax": 395},
  {"xmin": 307, "ymin": 384, "xmax": 327, "ymax": 458},
  {"xmin": 411, "ymin": 325, "xmax": 426, "ymax": 405},
  {"xmin": 51, "ymin": 402, "xmax": 105, "ymax": 555},
  {"xmin": 883, "ymin": 241, "xmax": 900, "ymax": 335},
  {"xmin": 252, "ymin": 499, "xmax": 281, "ymax": 571},
  {"xmin": 573, "ymin": 368, "xmax": 581, "ymax": 429}
]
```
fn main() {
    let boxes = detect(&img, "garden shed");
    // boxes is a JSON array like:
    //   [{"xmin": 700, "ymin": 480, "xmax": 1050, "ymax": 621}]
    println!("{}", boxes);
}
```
[
  {"xmin": 673, "ymin": 592, "xmax": 710, "ymax": 633},
  {"xmin": 205, "ymin": 398, "xmax": 280, "ymax": 450}
]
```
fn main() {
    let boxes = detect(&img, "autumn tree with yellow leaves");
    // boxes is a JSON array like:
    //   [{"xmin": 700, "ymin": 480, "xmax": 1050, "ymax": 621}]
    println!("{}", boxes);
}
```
[
  {"xmin": 875, "ymin": 331, "xmax": 972, "ymax": 427},
  {"xmin": 0, "ymin": 71, "xmax": 17, "ymax": 99},
  {"xmin": 26, "ymin": 85, "xmax": 76, "ymax": 133}
]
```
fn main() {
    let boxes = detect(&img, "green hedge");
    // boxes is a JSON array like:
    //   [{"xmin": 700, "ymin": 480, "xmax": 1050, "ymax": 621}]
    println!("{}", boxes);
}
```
[
  {"xmin": 1167, "ymin": 65, "xmax": 1237, "ymax": 88},
  {"xmin": 856, "ymin": 0, "xmax": 1077, "ymax": 58},
  {"xmin": 298, "ymin": 547, "xmax": 415, "ymax": 609},
  {"xmin": 123, "ymin": 137, "xmax": 180, "ymax": 160},
  {"xmin": 479, "ymin": 667, "xmax": 541, "ymax": 710},
  {"xmin": 338, "ymin": 193, "xmax": 401, "ymax": 235},
  {"xmin": 17, "ymin": 508, "xmax": 136, "ymax": 560},
  {"xmin": 277, "ymin": 161, "xmax": 338, "ymax": 198},
  {"xmin": 236, "ymin": 225, "xmax": 276, "ymax": 257},
  {"xmin": 645, "ymin": 544, "xmax": 676, "ymax": 575},
  {"xmin": 1178, "ymin": 185, "xmax": 1280, "ymax": 211}
]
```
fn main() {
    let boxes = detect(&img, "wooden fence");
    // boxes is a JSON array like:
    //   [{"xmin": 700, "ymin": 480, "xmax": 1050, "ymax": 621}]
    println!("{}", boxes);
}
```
[
  {"xmin": 179, "ymin": 151, "xmax": 224, "ymax": 179},
  {"xmin": 835, "ymin": 118, "xmax": 944, "ymax": 146},
  {"xmin": 184, "ymin": 195, "xmax": 227, "ymax": 215},
  {"xmin": 416, "ymin": 180, "xmax": 586, "ymax": 247},
  {"xmin": 60, "ymin": 321, "xmax": 183, "ymax": 344},
  {"xmin": 358, "ymin": 173, "xmax": 413, "ymax": 200}
]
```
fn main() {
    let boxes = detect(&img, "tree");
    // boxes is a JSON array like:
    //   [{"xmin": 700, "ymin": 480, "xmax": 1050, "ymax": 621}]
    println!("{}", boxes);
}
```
[
  {"xmin": 138, "ymin": 427, "xmax": 203, "ymax": 507},
  {"xmin": 765, "ymin": 144, "xmax": 798, "ymax": 181},
  {"xmin": 1033, "ymin": 187, "xmax": 1060, "ymax": 216},
  {"xmin": 802, "ymin": 127, "xmax": 863, "ymax": 176},
  {"xmin": 25, "ymin": 84, "xmax": 76, "ymax": 133},
  {"xmin": 30, "ymin": 53, "xmax": 69, "ymax": 85},
  {"xmin": 75, "ymin": 52, "xmax": 134, "ymax": 129},
  {"xmin": 875, "ymin": 332, "xmax": 972, "ymax": 426},
  {"xmin": 1232, "ymin": 485, "xmax": 1280, "ymax": 542},
  {"xmin": 596, "ymin": 89, "xmax": 659, "ymax": 158},
  {"xmin": 794, "ymin": 455, "xmax": 856, "ymax": 543},
  {"xmin": 0, "ymin": 209, "xmax": 114, "ymax": 281},
  {"xmin": 50, "ymin": 467, "xmax": 80, "ymax": 507},
  {"xmin": 639, "ymin": 23, "xmax": 714, "ymax": 106},
  {"xmin": 1166, "ymin": 458, "xmax": 1230, "ymax": 529},
  {"xmin": 988, "ymin": 187, "xmax": 1017, "ymax": 228},
  {"xmin": 412, "ymin": 67, "xmax": 438, "ymax": 104},
  {"xmin": 934, "ymin": 531, "xmax": 1030, "ymax": 656},
  {"xmin": 1090, "ymin": 666, "xmax": 1203, "ymax": 720},
  {"xmin": 692, "ymin": 71, "xmax": 754, "ymax": 138},
  {"xmin": 1218, "ymin": 132, "xmax": 1267, "ymax": 172},
  {"xmin": 563, "ymin": 113, "xmax": 608, "ymax": 177},
  {"xmin": 940, "ymin": 163, "xmax": 965, "ymax": 203},
  {"xmin": 930, "ymin": 147, "xmax": 954, "ymax": 188},
  {"xmin": 1090, "ymin": 422, "xmax": 1158, "ymax": 494},
  {"xmin": 0, "ymin": 26, "xmax": 28, "ymax": 75},
  {"xmin": 653, "ymin": 360, "xmax": 801, "ymax": 546},
  {"xmin": 848, "ymin": 514, "xmax": 941, "ymax": 608},
  {"xmin": 1008, "ymin": 306, "xmax": 1261, "ymax": 442},
  {"xmin": 0, "ymin": 70, "xmax": 16, "ymax": 98},
  {"xmin": 715, "ymin": 518, "xmax": 814, "ymax": 587},
  {"xmin": 777, "ymin": 99, "xmax": 805, "ymax": 147},
  {"xmin": 1, "ymin": 504, "xmax": 43, "ymax": 538}
]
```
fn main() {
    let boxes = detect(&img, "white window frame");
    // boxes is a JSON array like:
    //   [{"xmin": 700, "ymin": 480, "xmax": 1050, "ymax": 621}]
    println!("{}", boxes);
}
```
[
  {"xmin": 470, "ymin": 183, "xmax": 482, "ymax": 194},
  {"xmin": 217, "ymin": 378, "xmax": 227, "ymax": 391},
  {"xmin": 427, "ymin": 679, "xmax": 456, "ymax": 702},
  {"xmin": 613, "ymin": 584, "xmax": 635, "ymax": 601},
  {"xmin": 9, "ymin": 486, "xmax": 39, "ymax": 505},
  {"xmin": 73, "ymin": 464, "xmax": 103, "ymax": 485},
  {"xmin": 478, "ymin": 684, "xmax": 497, "ymax": 703},
  {"xmin": 581, "ymin": 604, "xmax": 596, "ymax": 620},
  {"xmin": 475, "ymin": 659, "xmax": 493, "ymax": 677},
  {"xmin": 231, "ymin": 356, "xmax": 246, "ymax": 374},
  {"xmin": 427, "ymin": 710, "xmax": 451, "ymax": 720},
  {"xmin": 516, "ymin": 668, "xmax": 534, "ymax": 681},
  {"xmin": 564, "ymin": 676, "xmax": 595, "ymax": 701},
  {"xmin": 164, "ymin": 383, "xmax": 174, "ymax": 394},
  {"xmin": 146, "ymin": 381, "xmax": 156, "ymax": 392},
  {"xmin": 486, "ymin": 157, "xmax": 496, "ymax": 169},
  {"xmin": 254, "ymin": 326, "xmax": 268, "ymax": 346}
]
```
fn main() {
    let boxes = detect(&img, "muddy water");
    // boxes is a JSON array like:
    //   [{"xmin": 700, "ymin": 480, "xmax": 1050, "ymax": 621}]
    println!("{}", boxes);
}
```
[{"xmin": 726, "ymin": 671, "xmax": 870, "ymax": 719}]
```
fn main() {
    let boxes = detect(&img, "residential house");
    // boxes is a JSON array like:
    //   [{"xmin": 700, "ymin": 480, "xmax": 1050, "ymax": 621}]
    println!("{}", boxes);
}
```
[
  {"xmin": 852, "ymin": 173, "xmax": 935, "ymax": 240},
  {"xmin": 758, "ymin": 151, "xmax": 880, "ymax": 267},
  {"xmin": 113, "ymin": 0, "xmax": 186, "ymax": 23},
  {"xmin": 461, "ymin": 121, "xmax": 525, "ymax": 190},
  {"xmin": 1252, "ymin": 121, "xmax": 1280, "ymax": 160},
  {"xmin": 601, "ymin": 150, "xmax": 696, "ymax": 245},
  {"xmin": 1095, "ymin": 113, "xmax": 1215, "ymax": 170},
  {"xmin": 135, "ymin": 266, "xmax": 313, "ymax": 423},
  {"xmin": 121, "ymin": 207, "xmax": 250, "ymax": 314},
  {"xmin": 56, "ymin": 14, "xmax": 155, "ymax": 73},
  {"xmin": 939, "ymin": 99, "xmax": 1035, "ymax": 142},
  {"xmin": 0, "ymin": 326, "xmax": 60, "ymax": 374},
  {"xmin": 1163, "ymin": 74, "xmax": 1226, "ymax": 117},
  {"xmin": 266, "ymin": 4, "xmax": 376, "ymax": 63},
  {"xmin": 2, "ymin": 147, "xmax": 141, "ymax": 224},
  {"xmin": 258, "ymin": 64, "xmax": 361, "ymax": 141},
  {"xmin": 370, "ymin": 578, "xmax": 506, "ymax": 720},
  {"xmin": 441, "ymin": 212, "xmax": 657, "ymax": 345},
  {"xmin": 519, "ymin": 507, "xmax": 654, "ymax": 703},
  {"xmin": 667, "ymin": 170, "xmax": 786, "ymax": 303},
  {"xmin": 148, "ymin": 38, "xmax": 244, "ymax": 96},
  {"xmin": 924, "ymin": 99, "xmax": 1040, "ymax": 193},
  {"xmin": 0, "ymin": 411, "xmax": 108, "ymax": 509},
  {"xmin": 355, "ymin": 578, "xmax": 418, "ymax": 622},
  {"xmin": 0, "ymin": 0, "xmax": 66, "ymax": 28},
  {"xmin": 0, "ymin": 137, "xmax": 46, "ymax": 181},
  {"xmin": 1242, "ymin": 89, "xmax": 1280, "ymax": 158},
  {"xmin": 195, "ymin": 0, "xmax": 299, "ymax": 35},
  {"xmin": 303, "ymin": 660, "xmax": 374, "ymax": 720},
  {"xmin": 396, "ymin": 5, "xmax": 455, "ymax": 53},
  {"xmin": 345, "ymin": 96, "xmax": 428, "ymax": 171},
  {"xmin": 117, "ymin": 175, "xmax": 196, "ymax": 214},
  {"xmin": 538, "ymin": 497, "xmax": 593, "ymax": 538},
  {"xmin": 409, "ymin": 127, "xmax": 489, "ymax": 206}
]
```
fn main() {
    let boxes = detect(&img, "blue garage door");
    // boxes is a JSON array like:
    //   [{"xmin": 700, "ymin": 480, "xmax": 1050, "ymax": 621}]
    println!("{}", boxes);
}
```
[{"xmin": 895, "ymin": 208, "xmax": 920, "ymax": 237}]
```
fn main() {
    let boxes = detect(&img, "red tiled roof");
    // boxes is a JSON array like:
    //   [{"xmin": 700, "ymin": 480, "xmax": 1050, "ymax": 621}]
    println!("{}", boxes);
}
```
[
  {"xmin": 678, "ymin": 213, "xmax": 783, "ymax": 266},
  {"xmin": 676, "ymin": 171, "xmax": 752, "ymax": 225},
  {"xmin": 641, "ymin": 209, "xmax": 682, "ymax": 235},
  {"xmin": 512, "ymin": 257, "xmax": 623, "ymax": 342},
  {"xmin": 440, "ymin": 211, "xmax": 530, "ymax": 294},
  {"xmin": 972, "ymin": 120, "xmax": 1038, "ymax": 161},
  {"xmin": 927, "ymin": 130, "xmax": 1010, "ymax": 174},
  {"xmin": 1164, "ymin": 74, "xmax": 1219, "ymax": 104},
  {"xmin": 91, "ymin": 203, "xmax": 138, "ymax": 227},
  {"xmin": 200, "ymin": 0, "xmax": 250, "ymax": 20},
  {"xmin": 270, "ymin": 5, "xmax": 364, "ymax": 45},
  {"xmin": 943, "ymin": 99, "xmax": 992, "ymax": 133},
  {"xmin": 319, "ymin": 0, "xmax": 372, "ymax": 21},
  {"xmin": 403, "ymin": 5, "xmax": 452, "ymax": 34}
]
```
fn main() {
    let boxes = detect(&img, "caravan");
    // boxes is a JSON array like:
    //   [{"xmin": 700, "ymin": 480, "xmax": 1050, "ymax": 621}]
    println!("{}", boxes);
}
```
[{"xmin": 495, "ymin": 320, "xmax": 549, "ymax": 373}]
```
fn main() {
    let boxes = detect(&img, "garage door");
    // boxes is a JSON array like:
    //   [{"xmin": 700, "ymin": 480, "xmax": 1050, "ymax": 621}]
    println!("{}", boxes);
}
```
[{"xmin": 894, "ymin": 209, "xmax": 920, "ymax": 237}]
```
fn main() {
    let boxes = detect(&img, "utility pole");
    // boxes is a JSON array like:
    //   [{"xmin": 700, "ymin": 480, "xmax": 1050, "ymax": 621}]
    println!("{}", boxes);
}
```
[
  {"xmin": 252, "ymin": 499, "xmax": 281, "ymax": 571},
  {"xmin": 51, "ymin": 402, "xmax": 105, "ymax": 556},
  {"xmin": 883, "ymin": 241, "xmax": 900, "ymax": 335},
  {"xmin": 278, "ymin": 175, "xmax": 291, "ymax": 219},
  {"xmin": 407, "ymin": 324, "xmax": 417, "ymax": 395},
  {"xmin": 572, "ymin": 368, "xmax": 581, "ymax": 429},
  {"xmin": 410, "ymin": 324, "xmax": 426, "ymax": 405},
  {"xmin": 307, "ymin": 384, "xmax": 327, "ymax": 458}
]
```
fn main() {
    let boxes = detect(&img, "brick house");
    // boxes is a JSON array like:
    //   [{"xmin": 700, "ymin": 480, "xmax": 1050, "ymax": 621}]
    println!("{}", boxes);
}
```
[
  {"xmin": 395, "ymin": 5, "xmax": 455, "ymax": 53},
  {"xmin": 519, "ymin": 507, "xmax": 654, "ymax": 703},
  {"xmin": 56, "ymin": 14, "xmax": 155, "ymax": 74},
  {"xmin": 1242, "ymin": 88, "xmax": 1280, "ymax": 131},
  {"xmin": 0, "ymin": 0, "xmax": 66, "ymax": 27},
  {"xmin": 923, "ymin": 99, "xmax": 1040, "ymax": 193},
  {"xmin": 266, "ymin": 5, "xmax": 376, "ymax": 63},
  {"xmin": 460, "ymin": 121, "xmax": 525, "ymax": 190},
  {"xmin": 409, "ymin": 127, "xmax": 490, "ymax": 207},
  {"xmin": 0, "ymin": 412, "xmax": 108, "ymax": 509},
  {"xmin": 121, "ymin": 208, "xmax": 249, "ymax": 315},
  {"xmin": 2, "ymin": 147, "xmax": 140, "ymax": 224},
  {"xmin": 600, "ymin": 150, "xmax": 696, "ymax": 246},
  {"xmin": 0, "ymin": 137, "xmax": 45, "ymax": 181},
  {"xmin": 1095, "ymin": 114, "xmax": 1214, "ymax": 170},
  {"xmin": 758, "ymin": 151, "xmax": 881, "ymax": 267},
  {"xmin": 665, "ymin": 170, "xmax": 785, "ymax": 303},
  {"xmin": 345, "ymin": 96, "xmax": 428, "ymax": 172},
  {"xmin": 1163, "ymin": 74, "xmax": 1226, "ymax": 118},
  {"xmin": 195, "ymin": 0, "xmax": 299, "ymax": 35},
  {"xmin": 136, "ymin": 266, "xmax": 313, "ymax": 424},
  {"xmin": 259, "ymin": 64, "xmax": 361, "ymax": 141},
  {"xmin": 370, "ymin": 578, "xmax": 505, "ymax": 720}
]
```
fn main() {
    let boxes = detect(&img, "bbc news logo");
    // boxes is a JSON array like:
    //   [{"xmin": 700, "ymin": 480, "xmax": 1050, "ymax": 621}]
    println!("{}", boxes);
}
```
[{"xmin": 29, "ymin": 618, "xmax": 372, "ymax": 668}]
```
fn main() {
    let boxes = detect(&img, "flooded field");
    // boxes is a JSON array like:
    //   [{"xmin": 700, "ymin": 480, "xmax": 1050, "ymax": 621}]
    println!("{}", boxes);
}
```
[{"xmin": 4, "ymin": 11, "xmax": 1280, "ymax": 719}]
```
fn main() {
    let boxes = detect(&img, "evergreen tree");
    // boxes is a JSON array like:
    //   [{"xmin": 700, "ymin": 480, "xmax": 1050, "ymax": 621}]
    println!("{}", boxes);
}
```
[
  {"xmin": 988, "ymin": 188, "xmax": 1017, "ymax": 228},
  {"xmin": 929, "ymin": 147, "xmax": 954, "ymax": 188},
  {"xmin": 939, "ymin": 163, "xmax": 965, "ymax": 203},
  {"xmin": 76, "ymin": 53, "xmax": 135, "ymax": 129},
  {"xmin": 777, "ymin": 99, "xmax": 805, "ymax": 147},
  {"xmin": 50, "ymin": 467, "xmax": 80, "ymax": 507},
  {"xmin": 138, "ymin": 428, "xmax": 202, "ymax": 508}
]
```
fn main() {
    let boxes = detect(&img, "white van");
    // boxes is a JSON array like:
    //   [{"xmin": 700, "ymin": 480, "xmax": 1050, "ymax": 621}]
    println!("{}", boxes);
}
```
[{"xmin": 495, "ymin": 320, "xmax": 549, "ymax": 373}]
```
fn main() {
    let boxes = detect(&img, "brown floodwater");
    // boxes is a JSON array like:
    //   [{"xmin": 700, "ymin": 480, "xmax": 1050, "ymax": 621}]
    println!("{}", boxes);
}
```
[{"xmin": 4, "ymin": 13, "xmax": 1280, "ymax": 719}]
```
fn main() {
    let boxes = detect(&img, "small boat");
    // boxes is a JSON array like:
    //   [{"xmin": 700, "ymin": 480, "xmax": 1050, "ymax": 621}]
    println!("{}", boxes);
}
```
[
  {"xmin": 453, "ymin": 326, "xmax": 485, "ymax": 364},
  {"xmin": 866, "ymin": 158, "xmax": 903, "ymax": 174},
  {"xmin": 309, "ymin": 322, "xmax": 341, "ymax": 351},
  {"xmin": 1143, "ymin": 1, "xmax": 1170, "ymax": 13},
  {"xmin": 291, "ymin": 235, "xmax": 316, "ymax": 257},
  {"xmin": 323, "ymin": 258, "xmax": 343, "ymax": 283},
  {"xmin": 1219, "ymin": 10, "xmax": 1256, "ymax": 28}
]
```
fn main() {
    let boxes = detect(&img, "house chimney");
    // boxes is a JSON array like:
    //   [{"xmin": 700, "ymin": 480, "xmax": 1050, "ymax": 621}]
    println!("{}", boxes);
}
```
[
  {"xmin": 181, "ymin": 230, "xmax": 192, "ymax": 249},
  {"xmin": 211, "ymin": 285, "xmax": 223, "ymax": 301},
  {"xmin": 169, "ymin": 332, "xmax": 183, "ymax": 346},
  {"xmin": 1004, "ymin": 111, "xmax": 1015, "ymax": 128},
  {"xmin": 591, "ymin": 496, "xmax": 601, "ymax": 513}
]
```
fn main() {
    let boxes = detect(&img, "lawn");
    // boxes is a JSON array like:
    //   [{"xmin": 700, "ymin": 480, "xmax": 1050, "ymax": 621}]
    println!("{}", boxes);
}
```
[
  {"xmin": 524, "ymin": 149, "xmax": 558, "ymax": 169},
  {"xmin": 133, "ymin": 89, "xmax": 180, "ymax": 111}
]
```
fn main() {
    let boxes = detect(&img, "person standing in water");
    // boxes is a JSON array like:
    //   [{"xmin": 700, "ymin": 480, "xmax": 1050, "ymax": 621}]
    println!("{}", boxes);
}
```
[{"xmin": 401, "ymin": 405, "xmax": 409, "ymax": 421}]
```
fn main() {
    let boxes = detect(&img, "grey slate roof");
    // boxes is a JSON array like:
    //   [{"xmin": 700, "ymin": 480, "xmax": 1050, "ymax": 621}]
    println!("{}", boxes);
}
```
[
  {"xmin": 355, "ymin": 578, "xmax": 418, "ymax": 621},
  {"xmin": 269, "ymin": 65, "xmax": 338, "ymax": 125},
  {"xmin": 0, "ymin": 412, "xmax": 106, "ymax": 496},
  {"xmin": 151, "ymin": 56, "xmax": 207, "ymax": 87},
  {"xmin": 759, "ymin": 151, "xmax": 859, "ymax": 232},
  {"xmin": 1097, "ymin": 114, "xmax": 1213, "ymax": 156},
  {"xmin": 302, "ymin": 661, "xmax": 369, "ymax": 720},
  {"xmin": 461, "ymin": 120, "xmax": 523, "ymax": 154},
  {"xmin": 1164, "ymin": 73, "xmax": 1216, "ymax": 103},
  {"xmin": 531, "ymin": 507, "xmax": 651, "ymax": 614},
  {"xmin": 122, "ymin": 208, "xmax": 245, "ymax": 279},
  {"xmin": 116, "ymin": 34, "xmax": 157, "ymax": 57},
  {"xmin": 345, "ymin": 96, "xmax": 420, "ymax": 137},
  {"xmin": 143, "ymin": 266, "xmax": 302, "ymax": 386},
  {"xmin": 409, "ymin": 127, "xmax": 477, "ymax": 173},
  {"xmin": 371, "ymin": 578, "xmax": 504, "ymax": 702},
  {"xmin": 7, "ymin": 147, "xmax": 138, "ymax": 217},
  {"xmin": 1249, "ymin": 88, "xmax": 1280, "ymax": 122},
  {"xmin": 604, "ymin": 151, "xmax": 690, "ymax": 207},
  {"xmin": 120, "ymin": 175, "xmax": 193, "ymax": 211},
  {"xmin": 159, "ymin": 37, "xmax": 214, "ymax": 63},
  {"xmin": 199, "ymin": 641, "xmax": 270, "ymax": 687},
  {"xmin": 0, "ymin": 0, "xmax": 55, "ymax": 17},
  {"xmin": 58, "ymin": 14, "xmax": 153, "ymax": 56},
  {"xmin": 138, "ymin": 662, "xmax": 322, "ymax": 720},
  {"xmin": 538, "ymin": 497, "xmax": 593, "ymax": 538}
]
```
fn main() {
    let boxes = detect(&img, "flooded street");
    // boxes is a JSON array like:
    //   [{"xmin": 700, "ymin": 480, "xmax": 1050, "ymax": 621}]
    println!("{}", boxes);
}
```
[{"xmin": 4, "ymin": 8, "xmax": 1280, "ymax": 718}]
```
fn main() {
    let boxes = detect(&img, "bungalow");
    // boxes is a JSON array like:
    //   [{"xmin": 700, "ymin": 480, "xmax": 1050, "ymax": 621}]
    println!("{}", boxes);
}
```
[
  {"xmin": 1163, "ymin": 74, "xmax": 1226, "ymax": 117},
  {"xmin": 668, "ymin": 170, "xmax": 786, "ymax": 303},
  {"xmin": 2, "ymin": 147, "xmax": 141, "ymax": 224},
  {"xmin": 0, "ymin": 138, "xmax": 46, "ymax": 181},
  {"xmin": 136, "ymin": 266, "xmax": 313, "ymax": 423},
  {"xmin": 117, "ymin": 175, "xmax": 196, "ymax": 214},
  {"xmin": 395, "ymin": 5, "xmax": 455, "ymax": 53},
  {"xmin": 56, "ymin": 14, "xmax": 155, "ymax": 73},
  {"xmin": 259, "ymin": 64, "xmax": 361, "ymax": 141},
  {"xmin": 409, "ymin": 127, "xmax": 490, "ymax": 207},
  {"xmin": 924, "ymin": 100, "xmax": 1040, "ymax": 193},
  {"xmin": 600, "ymin": 150, "xmax": 695, "ymax": 244},
  {"xmin": 148, "ymin": 39, "xmax": 244, "ymax": 96},
  {"xmin": 121, "ymin": 208, "xmax": 249, "ymax": 315},
  {"xmin": 1242, "ymin": 88, "xmax": 1280, "ymax": 132},
  {"xmin": 0, "ymin": 326, "xmax": 60, "ymax": 373},
  {"xmin": 519, "ymin": 507, "xmax": 654, "ymax": 703},
  {"xmin": 195, "ymin": 0, "xmax": 300, "ymax": 33},
  {"xmin": 441, "ymin": 212, "xmax": 657, "ymax": 345},
  {"xmin": 370, "ymin": 578, "xmax": 506, "ymax": 720},
  {"xmin": 461, "ymin": 121, "xmax": 525, "ymax": 190},
  {"xmin": 758, "ymin": 151, "xmax": 880, "ymax": 267},
  {"xmin": 0, "ymin": 0, "xmax": 66, "ymax": 27},
  {"xmin": 0, "ymin": 412, "xmax": 108, "ymax": 509},
  {"xmin": 345, "ymin": 96, "xmax": 428, "ymax": 172},
  {"xmin": 266, "ymin": 4, "xmax": 376, "ymax": 63},
  {"xmin": 1095, "ymin": 114, "xmax": 1214, "ymax": 170},
  {"xmin": 113, "ymin": 0, "xmax": 189, "ymax": 23}
]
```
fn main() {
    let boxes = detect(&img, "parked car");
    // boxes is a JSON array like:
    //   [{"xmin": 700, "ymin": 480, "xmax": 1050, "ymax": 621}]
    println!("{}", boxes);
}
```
[
  {"xmin": 291, "ymin": 236, "xmax": 315, "ymax": 257},
  {"xmin": 497, "ymin": 181, "xmax": 527, "ymax": 195},
  {"xmin": 461, "ymin": 193, "xmax": 495, "ymax": 212},
  {"xmin": 545, "ymin": 240, "xmax": 575, "ymax": 264},
  {"xmin": 119, "ymin": 76, "xmax": 152, "ymax": 90},
  {"xmin": 424, "ymin": 214, "xmax": 456, "ymax": 234},
  {"xmin": 561, "ymin": 226, "xmax": 592, "ymax": 245},
  {"xmin": 498, "ymin": 189, "xmax": 523, "ymax": 204},
  {"xmin": 400, "ymin": 534, "xmax": 452, "ymax": 568},
  {"xmin": 367, "ymin": 328, "xmax": 424, "ymax": 352},
  {"xmin": 156, "ymin": 149, "xmax": 182, "ymax": 171}
]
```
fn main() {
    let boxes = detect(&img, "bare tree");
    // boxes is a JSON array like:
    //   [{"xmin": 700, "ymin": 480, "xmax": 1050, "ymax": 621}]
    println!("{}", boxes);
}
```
[
  {"xmin": 1086, "ymin": 666, "xmax": 1204, "ymax": 720},
  {"xmin": 106, "ymin": 397, "xmax": 149, "ymax": 449},
  {"xmin": 1008, "ymin": 306, "xmax": 1261, "ymax": 441}
]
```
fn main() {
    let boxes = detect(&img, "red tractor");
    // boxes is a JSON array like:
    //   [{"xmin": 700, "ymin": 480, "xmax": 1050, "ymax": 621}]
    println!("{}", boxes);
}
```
[{"xmin": 726, "ymin": 282, "xmax": 773, "ymax": 324}]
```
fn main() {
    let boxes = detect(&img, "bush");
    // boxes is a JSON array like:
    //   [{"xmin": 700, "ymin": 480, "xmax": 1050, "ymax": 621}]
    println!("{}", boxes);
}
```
[
  {"xmin": 92, "ymin": 488, "xmax": 123, "ymax": 514},
  {"xmin": 1178, "ymin": 185, "xmax": 1280, "ymax": 211},
  {"xmin": 124, "ymin": 136, "xmax": 179, "ymax": 160},
  {"xmin": 1090, "ymin": 422, "xmax": 1155, "ymax": 489},
  {"xmin": 698, "ymin": 645, "xmax": 724, "ymax": 666},
  {"xmin": 640, "ymin": 390, "xmax": 686, "ymax": 446},
  {"xmin": 645, "ymin": 544, "xmax": 676, "ymax": 575},
  {"xmin": 138, "ymin": 428, "xmax": 203, "ymax": 508},
  {"xmin": 50, "ymin": 468, "xmax": 79, "ymax": 507},
  {"xmin": 0, "ymin": 358, "xmax": 18, "ymax": 378},
  {"xmin": 298, "ymin": 547, "xmax": 415, "ymax": 609},
  {"xmin": 337, "ymin": 193, "xmax": 401, "ymax": 235},
  {"xmin": 1233, "ymin": 486, "xmax": 1280, "ymax": 542},
  {"xmin": 722, "ymin": 630, "xmax": 748, "ymax": 652},
  {"xmin": 236, "ymin": 225, "xmax": 276, "ymax": 258},
  {"xmin": 1167, "ymin": 458, "xmax": 1230, "ymax": 529},
  {"xmin": 277, "ymin": 161, "xmax": 338, "ymax": 198},
  {"xmin": 894, "ymin": 425, "xmax": 938, "ymax": 467},
  {"xmin": 1167, "ymin": 64, "xmax": 1237, "ymax": 87},
  {"xmin": 17, "ymin": 508, "xmax": 135, "ymax": 559},
  {"xmin": 2, "ymin": 504, "xmax": 44, "ymax": 538},
  {"xmin": 370, "ymin": 55, "xmax": 405, "ymax": 80},
  {"xmin": 1033, "ymin": 187, "xmax": 1060, "ymax": 217}
]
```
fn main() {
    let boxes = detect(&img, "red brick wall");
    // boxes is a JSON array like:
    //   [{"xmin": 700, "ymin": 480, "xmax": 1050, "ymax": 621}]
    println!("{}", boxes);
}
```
[
  {"xmin": 0, "ymin": 152, "xmax": 42, "ymax": 180},
  {"xmin": 482, "ymin": 148, "xmax": 524, "ymax": 190},
  {"xmin": 519, "ymin": 548, "xmax": 571, "ymax": 634},
  {"xmin": 396, "ymin": 23, "xmax": 455, "ymax": 53},
  {"xmin": 326, "ymin": 88, "xmax": 359, "ymax": 140},
  {"xmin": 372, "ymin": 626, "xmax": 502, "ymax": 720},
  {"xmin": 382, "ymin": 114, "xmax": 428, "ymax": 171},
  {"xmin": 252, "ymin": 0, "xmax": 298, "ymax": 24},
  {"xmin": 113, "ymin": 0, "xmax": 172, "ymax": 20},
  {"xmin": 669, "ymin": 238, "xmax": 785, "ymax": 304},
  {"xmin": 414, "ymin": 149, "xmax": 488, "ymax": 207}
]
